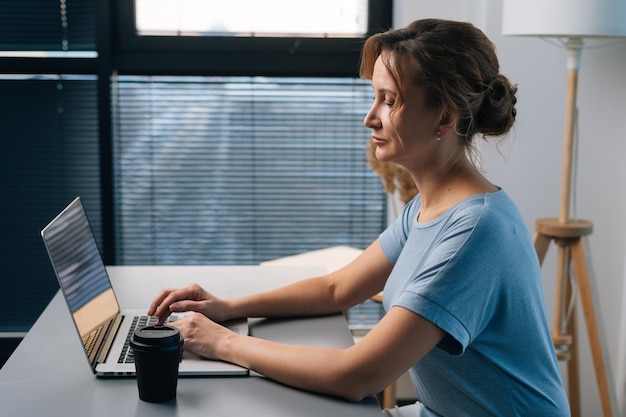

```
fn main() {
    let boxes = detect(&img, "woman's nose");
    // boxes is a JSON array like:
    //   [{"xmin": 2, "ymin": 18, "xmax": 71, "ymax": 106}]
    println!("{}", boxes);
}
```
[{"xmin": 363, "ymin": 106, "xmax": 380, "ymax": 129}]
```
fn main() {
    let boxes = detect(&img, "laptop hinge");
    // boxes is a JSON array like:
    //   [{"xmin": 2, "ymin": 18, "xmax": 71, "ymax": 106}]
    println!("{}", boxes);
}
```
[{"xmin": 96, "ymin": 315, "xmax": 124, "ymax": 366}]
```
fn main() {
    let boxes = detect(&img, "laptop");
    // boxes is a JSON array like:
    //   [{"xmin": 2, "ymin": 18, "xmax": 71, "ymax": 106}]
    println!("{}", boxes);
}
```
[{"xmin": 41, "ymin": 197, "xmax": 249, "ymax": 377}]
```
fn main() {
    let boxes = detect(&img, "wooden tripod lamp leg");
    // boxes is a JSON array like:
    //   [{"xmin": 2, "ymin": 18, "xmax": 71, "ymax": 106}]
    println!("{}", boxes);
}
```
[
  {"xmin": 534, "ymin": 232, "xmax": 578, "ymax": 415},
  {"xmin": 570, "ymin": 237, "xmax": 618, "ymax": 417},
  {"xmin": 554, "ymin": 242, "xmax": 572, "ymax": 343},
  {"xmin": 555, "ymin": 241, "xmax": 579, "ymax": 417},
  {"xmin": 564, "ymin": 260, "xmax": 580, "ymax": 417}
]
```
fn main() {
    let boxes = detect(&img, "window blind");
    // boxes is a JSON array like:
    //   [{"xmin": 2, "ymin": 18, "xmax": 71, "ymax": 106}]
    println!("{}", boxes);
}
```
[
  {"xmin": 113, "ymin": 76, "xmax": 386, "ymax": 329},
  {"xmin": 0, "ymin": 76, "xmax": 101, "ymax": 333},
  {"xmin": 0, "ymin": 0, "xmax": 98, "ymax": 333},
  {"xmin": 113, "ymin": 76, "xmax": 385, "ymax": 265},
  {"xmin": 0, "ymin": 0, "xmax": 96, "ymax": 51}
]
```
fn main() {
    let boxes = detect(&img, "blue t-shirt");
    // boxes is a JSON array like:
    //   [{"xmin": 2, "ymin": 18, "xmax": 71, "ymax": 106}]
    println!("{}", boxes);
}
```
[{"xmin": 379, "ymin": 189, "xmax": 569, "ymax": 417}]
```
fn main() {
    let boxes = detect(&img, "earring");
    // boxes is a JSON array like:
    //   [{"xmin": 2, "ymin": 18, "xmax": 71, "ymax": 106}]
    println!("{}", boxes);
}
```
[{"xmin": 436, "ymin": 131, "xmax": 441, "ymax": 141}]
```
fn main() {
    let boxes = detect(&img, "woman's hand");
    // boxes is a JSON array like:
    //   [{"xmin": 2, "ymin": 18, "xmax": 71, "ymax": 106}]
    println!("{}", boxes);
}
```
[
  {"xmin": 169, "ymin": 312, "xmax": 232, "ymax": 360},
  {"xmin": 147, "ymin": 283, "xmax": 230, "ymax": 324}
]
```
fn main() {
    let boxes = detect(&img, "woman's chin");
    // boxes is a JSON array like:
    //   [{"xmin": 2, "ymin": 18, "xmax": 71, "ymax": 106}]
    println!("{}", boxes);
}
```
[{"xmin": 374, "ymin": 147, "xmax": 395, "ymax": 163}]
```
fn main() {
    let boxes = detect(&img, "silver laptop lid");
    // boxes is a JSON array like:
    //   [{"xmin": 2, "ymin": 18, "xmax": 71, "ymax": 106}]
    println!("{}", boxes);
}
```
[{"xmin": 41, "ymin": 197, "xmax": 120, "ymax": 371}]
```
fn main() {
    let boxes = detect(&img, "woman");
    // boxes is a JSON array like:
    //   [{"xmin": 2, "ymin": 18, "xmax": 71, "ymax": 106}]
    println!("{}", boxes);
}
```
[{"xmin": 148, "ymin": 19, "xmax": 570, "ymax": 416}]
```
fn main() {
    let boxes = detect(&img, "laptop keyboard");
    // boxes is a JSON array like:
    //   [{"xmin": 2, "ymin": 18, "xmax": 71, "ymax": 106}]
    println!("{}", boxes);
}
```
[
  {"xmin": 118, "ymin": 315, "xmax": 178, "ymax": 364},
  {"xmin": 83, "ymin": 325, "xmax": 105, "ymax": 359}
]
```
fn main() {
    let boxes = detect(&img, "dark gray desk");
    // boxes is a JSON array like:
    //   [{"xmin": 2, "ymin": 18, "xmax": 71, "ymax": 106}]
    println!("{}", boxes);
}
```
[{"xmin": 0, "ymin": 266, "xmax": 381, "ymax": 416}]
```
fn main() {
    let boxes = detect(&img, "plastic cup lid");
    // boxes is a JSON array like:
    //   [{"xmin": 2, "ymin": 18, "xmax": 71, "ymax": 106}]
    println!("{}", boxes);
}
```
[{"xmin": 131, "ymin": 325, "xmax": 182, "ymax": 347}]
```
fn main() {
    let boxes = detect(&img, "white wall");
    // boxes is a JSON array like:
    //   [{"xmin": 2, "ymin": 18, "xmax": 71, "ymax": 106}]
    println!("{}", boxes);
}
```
[{"xmin": 392, "ymin": 1, "xmax": 626, "ymax": 416}]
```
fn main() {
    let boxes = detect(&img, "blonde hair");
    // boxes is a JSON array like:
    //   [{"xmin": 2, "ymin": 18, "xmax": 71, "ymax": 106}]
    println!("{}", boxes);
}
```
[{"xmin": 366, "ymin": 141, "xmax": 418, "ymax": 204}]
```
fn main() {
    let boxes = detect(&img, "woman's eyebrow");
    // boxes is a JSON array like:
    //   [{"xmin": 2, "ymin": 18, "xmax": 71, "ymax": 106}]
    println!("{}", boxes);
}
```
[{"xmin": 372, "ymin": 87, "xmax": 398, "ymax": 96}]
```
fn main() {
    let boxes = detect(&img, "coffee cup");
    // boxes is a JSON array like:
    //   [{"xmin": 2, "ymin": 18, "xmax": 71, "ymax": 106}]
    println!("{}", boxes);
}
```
[{"xmin": 130, "ymin": 324, "xmax": 183, "ymax": 403}]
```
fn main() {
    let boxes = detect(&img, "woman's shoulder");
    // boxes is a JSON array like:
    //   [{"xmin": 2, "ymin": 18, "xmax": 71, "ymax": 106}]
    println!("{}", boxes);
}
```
[
  {"xmin": 429, "ymin": 188, "xmax": 503, "ymax": 223},
  {"xmin": 435, "ymin": 188, "xmax": 522, "ymax": 233},
  {"xmin": 449, "ymin": 189, "xmax": 530, "ymax": 246},
  {"xmin": 451, "ymin": 187, "xmax": 515, "ymax": 216}
]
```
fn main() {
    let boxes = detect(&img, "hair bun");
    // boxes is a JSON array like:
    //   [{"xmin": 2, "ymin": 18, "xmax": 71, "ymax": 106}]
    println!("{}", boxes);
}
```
[{"xmin": 476, "ymin": 75, "xmax": 518, "ymax": 137}]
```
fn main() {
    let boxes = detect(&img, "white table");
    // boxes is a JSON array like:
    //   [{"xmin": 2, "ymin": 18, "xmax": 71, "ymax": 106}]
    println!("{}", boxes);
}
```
[{"xmin": 0, "ymin": 265, "xmax": 381, "ymax": 417}]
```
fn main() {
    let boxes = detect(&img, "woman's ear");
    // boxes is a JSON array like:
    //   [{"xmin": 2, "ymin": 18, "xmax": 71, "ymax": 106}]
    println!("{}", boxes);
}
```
[{"xmin": 437, "ymin": 110, "xmax": 458, "ymax": 139}]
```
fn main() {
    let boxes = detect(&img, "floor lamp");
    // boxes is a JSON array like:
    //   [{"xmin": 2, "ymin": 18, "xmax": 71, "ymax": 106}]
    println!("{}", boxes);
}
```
[{"xmin": 502, "ymin": 1, "xmax": 626, "ymax": 416}]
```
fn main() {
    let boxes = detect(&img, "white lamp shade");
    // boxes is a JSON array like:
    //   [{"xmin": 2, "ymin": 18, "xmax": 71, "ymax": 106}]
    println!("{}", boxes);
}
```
[{"xmin": 502, "ymin": 0, "xmax": 626, "ymax": 37}]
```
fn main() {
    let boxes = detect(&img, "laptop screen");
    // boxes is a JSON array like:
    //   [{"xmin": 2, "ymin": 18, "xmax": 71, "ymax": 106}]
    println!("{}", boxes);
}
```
[{"xmin": 41, "ymin": 197, "xmax": 119, "ymax": 339}]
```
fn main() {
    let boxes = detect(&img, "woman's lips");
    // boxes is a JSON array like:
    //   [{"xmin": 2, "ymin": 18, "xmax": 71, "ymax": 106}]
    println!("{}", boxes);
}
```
[{"xmin": 372, "ymin": 136, "xmax": 386, "ymax": 146}]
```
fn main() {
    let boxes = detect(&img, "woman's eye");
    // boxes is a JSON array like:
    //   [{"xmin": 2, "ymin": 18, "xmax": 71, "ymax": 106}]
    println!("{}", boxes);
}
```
[
  {"xmin": 382, "ymin": 94, "xmax": 395, "ymax": 106},
  {"xmin": 371, "ymin": 93, "xmax": 394, "ymax": 107}
]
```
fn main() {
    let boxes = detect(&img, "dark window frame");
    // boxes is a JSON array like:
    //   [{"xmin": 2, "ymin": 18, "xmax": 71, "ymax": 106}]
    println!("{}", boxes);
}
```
[{"xmin": 113, "ymin": 0, "xmax": 392, "ymax": 76}]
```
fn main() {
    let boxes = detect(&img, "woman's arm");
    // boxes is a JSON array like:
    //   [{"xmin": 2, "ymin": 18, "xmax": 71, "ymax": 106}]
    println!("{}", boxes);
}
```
[
  {"xmin": 226, "ymin": 239, "xmax": 393, "ymax": 319},
  {"xmin": 150, "ymin": 239, "xmax": 393, "ymax": 322},
  {"xmin": 174, "ymin": 304, "xmax": 445, "ymax": 401}
]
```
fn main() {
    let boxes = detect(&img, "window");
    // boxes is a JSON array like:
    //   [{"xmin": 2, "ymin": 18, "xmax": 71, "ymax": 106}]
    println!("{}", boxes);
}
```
[
  {"xmin": 0, "ymin": 0, "xmax": 391, "ymax": 333},
  {"xmin": 112, "ymin": 0, "xmax": 391, "ymax": 329}
]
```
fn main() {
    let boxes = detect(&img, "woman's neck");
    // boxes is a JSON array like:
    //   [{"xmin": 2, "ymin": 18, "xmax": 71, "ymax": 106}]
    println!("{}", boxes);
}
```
[{"xmin": 412, "ymin": 158, "xmax": 496, "ymax": 223}]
